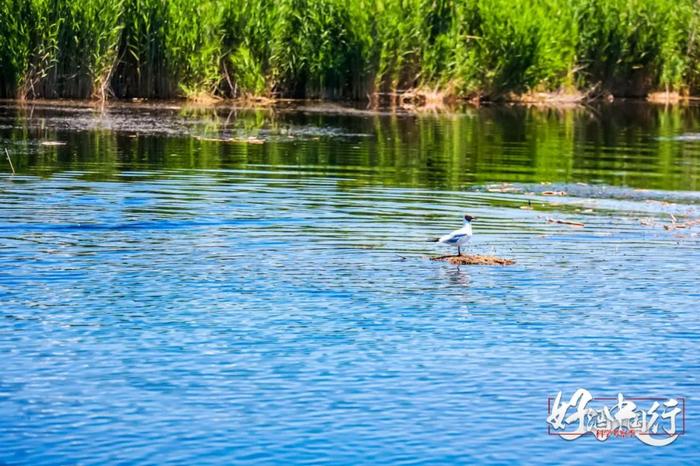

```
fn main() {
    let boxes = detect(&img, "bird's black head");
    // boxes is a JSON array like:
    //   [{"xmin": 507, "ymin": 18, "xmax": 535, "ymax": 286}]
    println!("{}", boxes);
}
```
[{"xmin": 464, "ymin": 214, "xmax": 475, "ymax": 222}]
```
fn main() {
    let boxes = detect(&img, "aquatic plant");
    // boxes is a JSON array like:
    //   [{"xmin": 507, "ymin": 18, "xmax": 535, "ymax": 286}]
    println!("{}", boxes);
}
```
[{"xmin": 0, "ymin": 0, "xmax": 699, "ymax": 100}]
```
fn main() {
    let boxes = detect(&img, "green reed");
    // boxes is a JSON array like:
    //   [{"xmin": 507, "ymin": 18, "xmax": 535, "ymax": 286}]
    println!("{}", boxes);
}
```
[{"xmin": 0, "ymin": 0, "xmax": 698, "ymax": 100}]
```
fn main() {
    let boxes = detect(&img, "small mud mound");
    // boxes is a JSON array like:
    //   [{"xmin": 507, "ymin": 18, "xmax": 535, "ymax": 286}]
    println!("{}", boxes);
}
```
[{"xmin": 430, "ymin": 254, "xmax": 515, "ymax": 266}]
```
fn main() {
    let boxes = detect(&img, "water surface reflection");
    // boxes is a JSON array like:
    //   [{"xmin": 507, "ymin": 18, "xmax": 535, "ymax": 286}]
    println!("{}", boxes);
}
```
[{"xmin": 0, "ymin": 101, "xmax": 699, "ymax": 464}]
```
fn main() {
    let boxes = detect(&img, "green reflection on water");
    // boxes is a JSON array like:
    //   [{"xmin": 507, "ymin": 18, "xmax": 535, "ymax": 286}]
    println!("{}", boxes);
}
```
[{"xmin": 1, "ymin": 102, "xmax": 699, "ymax": 191}]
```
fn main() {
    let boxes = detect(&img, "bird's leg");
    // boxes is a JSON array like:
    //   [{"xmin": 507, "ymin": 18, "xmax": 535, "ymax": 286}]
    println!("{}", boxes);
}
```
[{"xmin": 457, "ymin": 245, "xmax": 461, "ymax": 256}]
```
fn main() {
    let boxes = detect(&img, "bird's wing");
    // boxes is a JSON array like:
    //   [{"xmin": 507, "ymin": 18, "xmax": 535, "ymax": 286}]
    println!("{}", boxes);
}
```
[{"xmin": 439, "ymin": 230, "xmax": 468, "ymax": 244}]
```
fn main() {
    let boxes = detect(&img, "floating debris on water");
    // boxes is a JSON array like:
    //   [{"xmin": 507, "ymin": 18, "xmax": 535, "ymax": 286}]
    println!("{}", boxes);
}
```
[
  {"xmin": 664, "ymin": 217, "xmax": 700, "ymax": 231},
  {"xmin": 486, "ymin": 183, "xmax": 522, "ymax": 193},
  {"xmin": 542, "ymin": 190, "xmax": 567, "ymax": 196},
  {"xmin": 646, "ymin": 199, "xmax": 675, "ymax": 206},
  {"xmin": 431, "ymin": 254, "xmax": 516, "ymax": 266},
  {"xmin": 195, "ymin": 135, "xmax": 265, "ymax": 144},
  {"xmin": 660, "ymin": 133, "xmax": 700, "ymax": 142},
  {"xmin": 40, "ymin": 141, "xmax": 66, "ymax": 146},
  {"xmin": 546, "ymin": 217, "xmax": 585, "ymax": 227}
]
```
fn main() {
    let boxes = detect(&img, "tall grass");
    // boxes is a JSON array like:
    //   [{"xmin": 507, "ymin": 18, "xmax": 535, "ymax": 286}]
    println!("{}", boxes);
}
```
[
  {"xmin": 220, "ymin": 0, "xmax": 275, "ymax": 97},
  {"xmin": 0, "ymin": 0, "xmax": 30, "ymax": 96},
  {"xmin": 1, "ymin": 0, "xmax": 699, "ymax": 100},
  {"xmin": 0, "ymin": 0, "xmax": 123, "ymax": 99}
]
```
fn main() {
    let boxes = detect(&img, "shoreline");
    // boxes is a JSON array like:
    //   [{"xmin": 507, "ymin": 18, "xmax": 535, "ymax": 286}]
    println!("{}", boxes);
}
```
[{"xmin": 1, "ymin": 90, "xmax": 698, "ymax": 115}]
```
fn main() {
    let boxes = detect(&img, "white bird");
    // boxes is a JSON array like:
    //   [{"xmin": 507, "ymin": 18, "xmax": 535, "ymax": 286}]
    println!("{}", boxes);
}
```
[{"xmin": 428, "ymin": 214, "xmax": 475, "ymax": 256}]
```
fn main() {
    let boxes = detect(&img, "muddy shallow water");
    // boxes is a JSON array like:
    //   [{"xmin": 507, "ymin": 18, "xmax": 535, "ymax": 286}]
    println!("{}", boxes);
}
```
[{"xmin": 0, "ymin": 101, "xmax": 699, "ymax": 464}]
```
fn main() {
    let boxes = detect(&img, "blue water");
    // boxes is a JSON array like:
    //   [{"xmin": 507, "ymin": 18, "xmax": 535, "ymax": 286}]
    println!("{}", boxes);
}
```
[{"xmin": 1, "ymin": 102, "xmax": 699, "ymax": 464}]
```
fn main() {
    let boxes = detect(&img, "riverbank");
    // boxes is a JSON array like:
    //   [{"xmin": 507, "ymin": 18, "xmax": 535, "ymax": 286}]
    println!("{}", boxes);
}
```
[
  {"xmin": 2, "ymin": 90, "xmax": 697, "ymax": 120},
  {"xmin": 1, "ymin": 0, "xmax": 699, "ymax": 102}
]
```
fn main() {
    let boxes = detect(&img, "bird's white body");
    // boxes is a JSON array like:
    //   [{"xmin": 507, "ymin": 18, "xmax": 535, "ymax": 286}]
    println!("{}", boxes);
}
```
[{"xmin": 438, "ymin": 219, "xmax": 473, "ymax": 254}]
